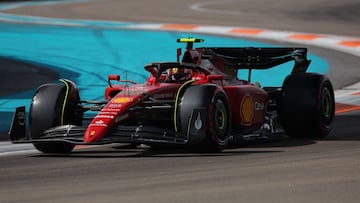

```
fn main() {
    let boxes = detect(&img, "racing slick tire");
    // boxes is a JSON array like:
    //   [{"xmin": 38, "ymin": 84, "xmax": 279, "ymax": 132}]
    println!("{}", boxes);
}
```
[
  {"xmin": 30, "ymin": 79, "xmax": 82, "ymax": 153},
  {"xmin": 177, "ymin": 84, "xmax": 231, "ymax": 152},
  {"xmin": 279, "ymin": 73, "xmax": 335, "ymax": 138}
]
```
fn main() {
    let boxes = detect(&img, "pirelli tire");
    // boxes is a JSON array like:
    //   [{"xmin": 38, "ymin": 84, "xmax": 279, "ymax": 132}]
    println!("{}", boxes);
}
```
[
  {"xmin": 30, "ymin": 79, "xmax": 82, "ymax": 153},
  {"xmin": 279, "ymin": 73, "xmax": 335, "ymax": 138},
  {"xmin": 177, "ymin": 84, "xmax": 231, "ymax": 152}
]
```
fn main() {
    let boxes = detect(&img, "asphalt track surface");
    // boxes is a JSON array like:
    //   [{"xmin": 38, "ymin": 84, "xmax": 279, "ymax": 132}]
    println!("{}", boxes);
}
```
[{"xmin": 1, "ymin": 0, "xmax": 360, "ymax": 202}]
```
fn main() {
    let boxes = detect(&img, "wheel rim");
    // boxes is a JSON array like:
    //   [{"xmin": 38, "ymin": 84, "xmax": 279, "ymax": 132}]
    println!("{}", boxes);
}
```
[
  {"xmin": 216, "ymin": 109, "xmax": 225, "ymax": 130},
  {"xmin": 213, "ymin": 98, "xmax": 228, "ymax": 141},
  {"xmin": 321, "ymin": 86, "xmax": 334, "ymax": 125}
]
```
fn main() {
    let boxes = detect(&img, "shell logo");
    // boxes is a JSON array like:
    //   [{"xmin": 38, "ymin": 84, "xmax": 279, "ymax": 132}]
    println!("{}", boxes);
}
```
[
  {"xmin": 240, "ymin": 95, "xmax": 254, "ymax": 126},
  {"xmin": 112, "ymin": 97, "xmax": 133, "ymax": 103}
]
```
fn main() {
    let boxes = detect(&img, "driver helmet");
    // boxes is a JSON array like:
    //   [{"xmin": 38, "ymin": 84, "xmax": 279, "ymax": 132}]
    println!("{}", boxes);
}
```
[{"xmin": 167, "ymin": 67, "xmax": 192, "ymax": 82}]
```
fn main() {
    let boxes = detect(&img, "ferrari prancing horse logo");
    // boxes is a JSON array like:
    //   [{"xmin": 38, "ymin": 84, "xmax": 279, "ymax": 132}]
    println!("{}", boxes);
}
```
[
  {"xmin": 172, "ymin": 68, "xmax": 179, "ymax": 74},
  {"xmin": 240, "ymin": 95, "xmax": 254, "ymax": 126}
]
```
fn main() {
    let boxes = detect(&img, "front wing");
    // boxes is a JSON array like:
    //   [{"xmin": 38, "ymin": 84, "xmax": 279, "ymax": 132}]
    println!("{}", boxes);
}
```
[
  {"xmin": 9, "ymin": 106, "xmax": 198, "ymax": 145},
  {"xmin": 11, "ymin": 124, "xmax": 189, "ymax": 145}
]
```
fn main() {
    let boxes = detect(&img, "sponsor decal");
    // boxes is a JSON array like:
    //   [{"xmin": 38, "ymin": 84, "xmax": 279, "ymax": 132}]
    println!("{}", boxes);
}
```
[
  {"xmin": 89, "ymin": 123, "xmax": 108, "ymax": 127},
  {"xmin": 112, "ymin": 97, "xmax": 133, "ymax": 103},
  {"xmin": 98, "ymin": 112, "xmax": 117, "ymax": 115},
  {"xmin": 17, "ymin": 111, "xmax": 25, "ymax": 126},
  {"xmin": 102, "ymin": 108, "xmax": 122, "ymax": 112},
  {"xmin": 115, "ymin": 114, "xmax": 128, "ymax": 123},
  {"xmin": 126, "ymin": 89, "xmax": 144, "ymax": 95},
  {"xmin": 96, "ymin": 120, "xmax": 104, "ymax": 124},
  {"xmin": 153, "ymin": 92, "xmax": 174, "ymax": 99},
  {"xmin": 125, "ymin": 86, "xmax": 147, "ymax": 96},
  {"xmin": 108, "ymin": 103, "xmax": 123, "ymax": 108},
  {"xmin": 95, "ymin": 115, "xmax": 114, "ymax": 119},
  {"xmin": 240, "ymin": 95, "xmax": 254, "ymax": 126},
  {"xmin": 194, "ymin": 112, "xmax": 203, "ymax": 130},
  {"xmin": 89, "ymin": 130, "xmax": 96, "ymax": 138},
  {"xmin": 255, "ymin": 102, "xmax": 265, "ymax": 111},
  {"xmin": 131, "ymin": 125, "xmax": 143, "ymax": 138},
  {"xmin": 89, "ymin": 120, "xmax": 108, "ymax": 127}
]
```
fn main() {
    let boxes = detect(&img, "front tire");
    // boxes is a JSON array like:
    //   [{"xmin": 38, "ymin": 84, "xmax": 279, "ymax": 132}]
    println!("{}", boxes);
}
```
[
  {"xmin": 205, "ymin": 90, "xmax": 231, "ymax": 151},
  {"xmin": 178, "ymin": 85, "xmax": 231, "ymax": 152},
  {"xmin": 30, "ymin": 80, "xmax": 82, "ymax": 153}
]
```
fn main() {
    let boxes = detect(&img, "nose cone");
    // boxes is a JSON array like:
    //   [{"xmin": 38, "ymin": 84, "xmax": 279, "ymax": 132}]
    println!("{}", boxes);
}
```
[
  {"xmin": 84, "ymin": 127, "xmax": 108, "ymax": 143},
  {"xmin": 84, "ymin": 130, "xmax": 96, "ymax": 143}
]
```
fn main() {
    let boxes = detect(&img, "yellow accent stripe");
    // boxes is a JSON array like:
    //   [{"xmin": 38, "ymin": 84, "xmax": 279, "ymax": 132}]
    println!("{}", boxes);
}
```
[
  {"xmin": 59, "ymin": 79, "xmax": 70, "ymax": 125},
  {"xmin": 173, "ymin": 80, "xmax": 195, "ymax": 132}
]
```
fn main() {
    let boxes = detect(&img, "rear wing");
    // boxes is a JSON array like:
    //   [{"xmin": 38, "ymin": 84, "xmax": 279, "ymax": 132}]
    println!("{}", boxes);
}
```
[{"xmin": 201, "ymin": 47, "xmax": 311, "ymax": 74}]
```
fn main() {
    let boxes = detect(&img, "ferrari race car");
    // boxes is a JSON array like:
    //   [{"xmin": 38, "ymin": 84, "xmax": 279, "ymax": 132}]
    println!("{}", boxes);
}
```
[{"xmin": 9, "ymin": 38, "xmax": 335, "ymax": 153}]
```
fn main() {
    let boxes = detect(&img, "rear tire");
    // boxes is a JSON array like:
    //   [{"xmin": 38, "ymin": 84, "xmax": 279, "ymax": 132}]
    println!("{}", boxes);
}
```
[
  {"xmin": 279, "ymin": 73, "xmax": 335, "ymax": 138},
  {"xmin": 30, "ymin": 80, "xmax": 82, "ymax": 153}
]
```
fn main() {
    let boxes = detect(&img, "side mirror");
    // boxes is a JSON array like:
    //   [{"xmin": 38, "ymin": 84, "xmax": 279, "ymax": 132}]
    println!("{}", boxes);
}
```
[{"xmin": 108, "ymin": 74, "xmax": 120, "ymax": 87}]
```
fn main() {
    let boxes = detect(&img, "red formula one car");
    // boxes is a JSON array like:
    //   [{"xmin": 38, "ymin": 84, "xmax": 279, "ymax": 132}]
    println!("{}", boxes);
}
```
[{"xmin": 9, "ymin": 38, "xmax": 335, "ymax": 153}]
